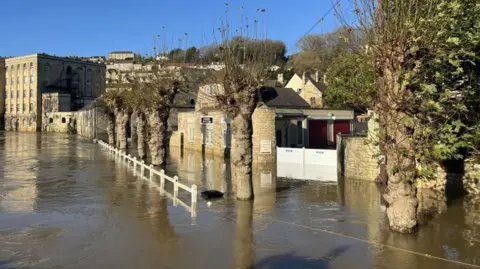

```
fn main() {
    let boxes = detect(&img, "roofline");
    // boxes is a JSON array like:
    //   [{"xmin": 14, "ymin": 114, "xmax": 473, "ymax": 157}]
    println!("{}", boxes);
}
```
[{"xmin": 5, "ymin": 53, "xmax": 106, "ymax": 67}]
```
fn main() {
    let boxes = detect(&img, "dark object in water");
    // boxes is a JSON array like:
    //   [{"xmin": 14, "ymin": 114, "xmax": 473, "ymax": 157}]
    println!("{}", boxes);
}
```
[{"xmin": 201, "ymin": 190, "xmax": 224, "ymax": 200}]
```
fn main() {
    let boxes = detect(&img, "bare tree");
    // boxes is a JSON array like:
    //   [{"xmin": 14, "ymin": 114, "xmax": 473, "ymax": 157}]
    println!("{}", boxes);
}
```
[{"xmin": 207, "ymin": 24, "xmax": 274, "ymax": 200}]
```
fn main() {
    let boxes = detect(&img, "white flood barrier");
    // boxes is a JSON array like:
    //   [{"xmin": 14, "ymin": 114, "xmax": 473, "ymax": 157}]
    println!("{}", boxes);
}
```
[
  {"xmin": 277, "ymin": 147, "xmax": 338, "ymax": 182},
  {"xmin": 94, "ymin": 139, "xmax": 197, "ymax": 220}
]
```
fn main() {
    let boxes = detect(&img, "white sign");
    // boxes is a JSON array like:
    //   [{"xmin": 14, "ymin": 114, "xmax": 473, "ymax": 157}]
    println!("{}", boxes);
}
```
[
  {"xmin": 260, "ymin": 140, "xmax": 272, "ymax": 154},
  {"xmin": 261, "ymin": 172, "xmax": 272, "ymax": 188}
]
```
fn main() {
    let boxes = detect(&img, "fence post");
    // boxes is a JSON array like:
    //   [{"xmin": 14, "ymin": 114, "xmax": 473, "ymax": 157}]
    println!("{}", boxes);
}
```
[
  {"xmin": 133, "ymin": 157, "xmax": 137, "ymax": 175},
  {"xmin": 127, "ymin": 154, "xmax": 131, "ymax": 165},
  {"xmin": 149, "ymin": 165, "xmax": 154, "ymax": 181},
  {"xmin": 303, "ymin": 147, "xmax": 306, "ymax": 180},
  {"xmin": 141, "ymin": 160, "xmax": 145, "ymax": 177},
  {"xmin": 173, "ymin": 176, "xmax": 179, "ymax": 206},
  {"xmin": 191, "ymin": 184, "xmax": 197, "ymax": 205},
  {"xmin": 160, "ymin": 169, "xmax": 165, "ymax": 190}
]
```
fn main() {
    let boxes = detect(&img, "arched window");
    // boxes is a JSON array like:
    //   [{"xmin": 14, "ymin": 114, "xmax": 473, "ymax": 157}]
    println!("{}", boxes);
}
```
[
  {"xmin": 43, "ymin": 63, "xmax": 51, "ymax": 86},
  {"xmin": 49, "ymin": 118, "xmax": 53, "ymax": 123},
  {"xmin": 23, "ymin": 63, "xmax": 27, "ymax": 73},
  {"xmin": 61, "ymin": 117, "xmax": 66, "ymax": 123},
  {"xmin": 23, "ymin": 104, "xmax": 26, "ymax": 112},
  {"xmin": 30, "ymin": 63, "xmax": 34, "ymax": 73},
  {"xmin": 29, "ymin": 103, "xmax": 33, "ymax": 112},
  {"xmin": 10, "ymin": 104, "xmax": 13, "ymax": 112},
  {"xmin": 66, "ymin": 66, "xmax": 72, "ymax": 89},
  {"xmin": 86, "ymin": 69, "xmax": 92, "ymax": 96}
]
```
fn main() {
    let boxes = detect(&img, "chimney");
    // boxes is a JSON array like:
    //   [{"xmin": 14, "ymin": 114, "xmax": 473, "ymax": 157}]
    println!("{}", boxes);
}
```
[
  {"xmin": 315, "ymin": 70, "xmax": 319, "ymax": 82},
  {"xmin": 277, "ymin": 73, "xmax": 284, "ymax": 85}
]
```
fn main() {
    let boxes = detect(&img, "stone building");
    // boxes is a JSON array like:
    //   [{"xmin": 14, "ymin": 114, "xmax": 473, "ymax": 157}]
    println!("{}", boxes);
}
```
[
  {"xmin": 107, "ymin": 51, "xmax": 135, "ymax": 62},
  {"xmin": 0, "ymin": 58, "xmax": 5, "ymax": 129},
  {"xmin": 285, "ymin": 72, "xmax": 326, "ymax": 108},
  {"xmin": 4, "ymin": 53, "xmax": 106, "ymax": 132}
]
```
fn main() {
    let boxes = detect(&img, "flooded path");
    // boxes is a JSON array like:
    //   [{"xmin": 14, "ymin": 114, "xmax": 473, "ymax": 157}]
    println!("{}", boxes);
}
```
[{"xmin": 0, "ymin": 132, "xmax": 479, "ymax": 268}]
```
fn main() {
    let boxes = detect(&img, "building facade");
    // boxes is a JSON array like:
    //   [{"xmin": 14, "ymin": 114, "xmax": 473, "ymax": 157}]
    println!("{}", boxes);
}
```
[
  {"xmin": 107, "ymin": 51, "xmax": 135, "ymax": 62},
  {"xmin": 0, "ymin": 59, "xmax": 5, "ymax": 129},
  {"xmin": 4, "ymin": 54, "xmax": 106, "ymax": 132},
  {"xmin": 285, "ymin": 72, "xmax": 326, "ymax": 108}
]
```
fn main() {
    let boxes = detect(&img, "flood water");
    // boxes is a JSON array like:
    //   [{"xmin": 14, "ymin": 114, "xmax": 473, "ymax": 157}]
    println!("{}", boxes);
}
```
[{"xmin": 1, "ymin": 131, "xmax": 480, "ymax": 269}]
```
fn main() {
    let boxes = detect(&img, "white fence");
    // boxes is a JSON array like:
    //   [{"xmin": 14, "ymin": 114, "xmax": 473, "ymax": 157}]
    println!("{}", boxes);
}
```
[
  {"xmin": 94, "ymin": 139, "xmax": 198, "ymax": 218},
  {"xmin": 277, "ymin": 147, "xmax": 337, "ymax": 181}
]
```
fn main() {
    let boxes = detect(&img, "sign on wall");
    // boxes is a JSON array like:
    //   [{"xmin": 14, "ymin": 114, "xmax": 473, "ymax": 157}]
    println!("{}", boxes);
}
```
[
  {"xmin": 200, "ymin": 116, "xmax": 213, "ymax": 124},
  {"xmin": 260, "ymin": 140, "xmax": 272, "ymax": 154}
]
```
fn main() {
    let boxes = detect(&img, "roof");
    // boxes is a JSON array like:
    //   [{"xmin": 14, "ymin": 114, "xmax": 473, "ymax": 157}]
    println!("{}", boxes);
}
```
[
  {"xmin": 260, "ymin": 87, "xmax": 311, "ymax": 108},
  {"xmin": 109, "ymin": 51, "xmax": 134, "ymax": 54},
  {"xmin": 275, "ymin": 108, "xmax": 354, "ymax": 119}
]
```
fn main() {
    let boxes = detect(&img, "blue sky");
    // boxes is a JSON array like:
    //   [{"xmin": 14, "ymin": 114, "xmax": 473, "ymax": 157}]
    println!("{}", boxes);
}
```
[{"xmin": 1, "ymin": 0, "xmax": 353, "ymax": 57}]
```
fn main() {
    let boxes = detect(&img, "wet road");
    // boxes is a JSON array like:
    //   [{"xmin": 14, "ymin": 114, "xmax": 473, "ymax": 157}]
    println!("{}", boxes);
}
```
[{"xmin": 0, "ymin": 132, "xmax": 479, "ymax": 269}]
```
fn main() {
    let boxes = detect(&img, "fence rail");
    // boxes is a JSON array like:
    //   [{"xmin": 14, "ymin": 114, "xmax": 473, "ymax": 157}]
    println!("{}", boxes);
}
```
[{"xmin": 94, "ymin": 139, "xmax": 198, "ymax": 217}]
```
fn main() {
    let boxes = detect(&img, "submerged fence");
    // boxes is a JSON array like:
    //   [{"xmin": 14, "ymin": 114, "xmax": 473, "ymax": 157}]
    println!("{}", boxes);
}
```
[{"xmin": 94, "ymin": 139, "xmax": 198, "ymax": 218}]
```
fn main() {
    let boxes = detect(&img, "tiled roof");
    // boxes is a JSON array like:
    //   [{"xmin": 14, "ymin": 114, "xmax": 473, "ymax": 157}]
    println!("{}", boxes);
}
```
[{"xmin": 260, "ymin": 87, "xmax": 311, "ymax": 108}]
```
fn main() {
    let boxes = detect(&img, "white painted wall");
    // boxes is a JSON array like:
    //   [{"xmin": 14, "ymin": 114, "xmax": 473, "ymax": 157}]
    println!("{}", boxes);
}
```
[{"xmin": 277, "ymin": 147, "xmax": 337, "ymax": 181}]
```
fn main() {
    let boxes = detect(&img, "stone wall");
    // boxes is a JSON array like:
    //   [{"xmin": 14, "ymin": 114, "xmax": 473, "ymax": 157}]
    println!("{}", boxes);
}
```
[
  {"xmin": 42, "ymin": 107, "xmax": 108, "ymax": 140},
  {"xmin": 464, "ymin": 158, "xmax": 480, "ymax": 198},
  {"xmin": 252, "ymin": 106, "xmax": 276, "ymax": 164},
  {"xmin": 337, "ymin": 134, "xmax": 378, "ymax": 181},
  {"xmin": 174, "ymin": 106, "xmax": 277, "ymax": 164}
]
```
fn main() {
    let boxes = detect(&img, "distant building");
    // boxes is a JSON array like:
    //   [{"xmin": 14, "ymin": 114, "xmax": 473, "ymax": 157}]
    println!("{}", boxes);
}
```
[
  {"xmin": 285, "ymin": 72, "xmax": 326, "ymax": 108},
  {"xmin": 0, "ymin": 58, "xmax": 5, "ymax": 129},
  {"xmin": 4, "ymin": 53, "xmax": 106, "ymax": 132},
  {"xmin": 107, "ymin": 51, "xmax": 135, "ymax": 62}
]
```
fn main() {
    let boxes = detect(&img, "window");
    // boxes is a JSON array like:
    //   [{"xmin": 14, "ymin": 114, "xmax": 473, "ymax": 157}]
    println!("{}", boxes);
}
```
[
  {"xmin": 188, "ymin": 126, "xmax": 195, "ymax": 142},
  {"xmin": 23, "ymin": 76, "xmax": 27, "ymax": 84},
  {"xmin": 29, "ymin": 103, "xmax": 34, "ymax": 112},
  {"xmin": 30, "ymin": 75, "xmax": 33, "ymax": 83},
  {"xmin": 205, "ymin": 124, "xmax": 214, "ymax": 145},
  {"xmin": 310, "ymin": 97, "xmax": 316, "ymax": 106},
  {"xmin": 16, "ymin": 104, "xmax": 20, "ymax": 112},
  {"xmin": 49, "ymin": 118, "xmax": 53, "ymax": 123},
  {"xmin": 23, "ymin": 104, "xmax": 26, "ymax": 112},
  {"xmin": 23, "ymin": 90, "xmax": 26, "ymax": 97},
  {"xmin": 23, "ymin": 64, "xmax": 27, "ymax": 73},
  {"xmin": 30, "ymin": 89, "xmax": 33, "ymax": 97},
  {"xmin": 10, "ymin": 91, "xmax": 13, "ymax": 99},
  {"xmin": 30, "ymin": 63, "xmax": 34, "ymax": 74},
  {"xmin": 10, "ymin": 104, "xmax": 13, "ymax": 112},
  {"xmin": 61, "ymin": 117, "xmax": 66, "ymax": 123},
  {"xmin": 297, "ymin": 120, "xmax": 303, "ymax": 145},
  {"xmin": 17, "ymin": 90, "xmax": 20, "ymax": 98}
]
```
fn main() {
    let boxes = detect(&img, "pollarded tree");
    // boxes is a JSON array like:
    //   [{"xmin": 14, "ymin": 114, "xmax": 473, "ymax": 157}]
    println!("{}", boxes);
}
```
[
  {"xmin": 209, "ymin": 34, "xmax": 276, "ymax": 200},
  {"xmin": 352, "ymin": 0, "xmax": 480, "ymax": 233},
  {"xmin": 93, "ymin": 97, "xmax": 116, "ymax": 145},
  {"xmin": 131, "ymin": 67, "xmax": 189, "ymax": 166},
  {"xmin": 103, "ymin": 89, "xmax": 131, "ymax": 150}
]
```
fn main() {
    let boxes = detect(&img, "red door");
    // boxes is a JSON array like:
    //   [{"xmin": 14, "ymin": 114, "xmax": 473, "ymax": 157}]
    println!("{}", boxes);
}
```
[
  {"xmin": 308, "ymin": 120, "xmax": 328, "ymax": 149},
  {"xmin": 333, "ymin": 120, "xmax": 351, "ymax": 143}
]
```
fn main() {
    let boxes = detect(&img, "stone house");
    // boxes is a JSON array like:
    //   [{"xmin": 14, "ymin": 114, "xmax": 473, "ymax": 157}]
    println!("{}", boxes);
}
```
[{"xmin": 285, "ymin": 72, "xmax": 326, "ymax": 108}]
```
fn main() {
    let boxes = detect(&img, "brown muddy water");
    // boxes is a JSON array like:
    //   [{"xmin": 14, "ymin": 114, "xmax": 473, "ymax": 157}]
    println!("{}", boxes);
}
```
[{"xmin": 0, "ymin": 132, "xmax": 479, "ymax": 269}]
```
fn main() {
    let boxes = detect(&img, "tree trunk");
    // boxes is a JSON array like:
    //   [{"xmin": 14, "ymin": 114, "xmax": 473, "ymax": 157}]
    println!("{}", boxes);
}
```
[
  {"xmin": 380, "ymin": 66, "xmax": 418, "ymax": 233},
  {"xmin": 136, "ymin": 111, "xmax": 147, "ymax": 159},
  {"xmin": 232, "ymin": 111, "xmax": 254, "ymax": 200},
  {"xmin": 106, "ymin": 113, "xmax": 115, "ymax": 145},
  {"xmin": 115, "ymin": 108, "xmax": 129, "ymax": 150},
  {"xmin": 146, "ymin": 108, "xmax": 169, "ymax": 166}
]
